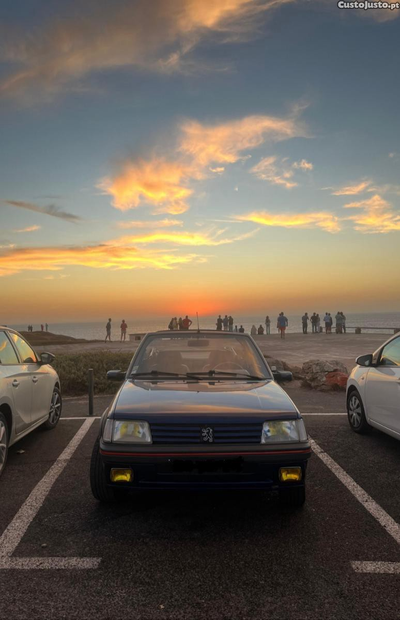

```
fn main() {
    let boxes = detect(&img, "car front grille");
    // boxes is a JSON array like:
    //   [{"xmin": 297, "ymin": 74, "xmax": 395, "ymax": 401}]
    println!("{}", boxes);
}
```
[{"xmin": 150, "ymin": 422, "xmax": 262, "ymax": 444}]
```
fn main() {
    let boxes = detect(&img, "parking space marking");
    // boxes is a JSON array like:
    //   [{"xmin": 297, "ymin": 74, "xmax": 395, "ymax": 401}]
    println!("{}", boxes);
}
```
[
  {"xmin": 0, "ymin": 418, "xmax": 101, "ymax": 570},
  {"xmin": 352, "ymin": 562, "xmax": 400, "ymax": 574},
  {"xmin": 302, "ymin": 413, "xmax": 346, "ymax": 416},
  {"xmin": 310, "ymin": 437, "xmax": 400, "ymax": 573},
  {"xmin": 61, "ymin": 416, "xmax": 101, "ymax": 420}
]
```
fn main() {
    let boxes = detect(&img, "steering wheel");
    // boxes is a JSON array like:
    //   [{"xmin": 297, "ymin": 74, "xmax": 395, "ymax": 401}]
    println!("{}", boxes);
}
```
[{"xmin": 213, "ymin": 362, "xmax": 245, "ymax": 372}]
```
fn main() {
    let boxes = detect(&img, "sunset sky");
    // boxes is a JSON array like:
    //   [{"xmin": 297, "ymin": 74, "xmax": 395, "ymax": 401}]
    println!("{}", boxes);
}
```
[{"xmin": 1, "ymin": 0, "xmax": 400, "ymax": 323}]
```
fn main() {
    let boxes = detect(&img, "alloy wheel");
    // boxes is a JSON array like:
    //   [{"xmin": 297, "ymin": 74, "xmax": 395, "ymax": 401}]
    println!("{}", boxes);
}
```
[
  {"xmin": 0, "ymin": 419, "xmax": 8, "ymax": 475},
  {"xmin": 49, "ymin": 390, "xmax": 62, "ymax": 425},
  {"xmin": 348, "ymin": 394, "xmax": 362, "ymax": 428}
]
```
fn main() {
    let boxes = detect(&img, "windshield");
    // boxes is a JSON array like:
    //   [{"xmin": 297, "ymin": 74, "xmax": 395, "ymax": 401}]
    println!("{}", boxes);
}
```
[{"xmin": 130, "ymin": 333, "xmax": 270, "ymax": 379}]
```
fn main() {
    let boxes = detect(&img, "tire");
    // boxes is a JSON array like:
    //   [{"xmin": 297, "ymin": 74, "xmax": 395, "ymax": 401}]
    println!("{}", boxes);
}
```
[
  {"xmin": 347, "ymin": 389, "xmax": 370, "ymax": 434},
  {"xmin": 0, "ymin": 413, "xmax": 9, "ymax": 478},
  {"xmin": 279, "ymin": 485, "xmax": 306, "ymax": 508},
  {"xmin": 90, "ymin": 439, "xmax": 129, "ymax": 503},
  {"xmin": 42, "ymin": 386, "xmax": 62, "ymax": 430}
]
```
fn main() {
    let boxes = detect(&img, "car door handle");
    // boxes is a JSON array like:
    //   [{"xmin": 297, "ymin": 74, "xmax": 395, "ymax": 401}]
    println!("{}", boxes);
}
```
[
  {"xmin": 12, "ymin": 380, "xmax": 20, "ymax": 387},
  {"xmin": 32, "ymin": 376, "xmax": 39, "ymax": 383}
]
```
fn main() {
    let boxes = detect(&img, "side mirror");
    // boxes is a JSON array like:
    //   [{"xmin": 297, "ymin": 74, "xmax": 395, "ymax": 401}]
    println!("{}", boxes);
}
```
[
  {"xmin": 273, "ymin": 370, "xmax": 293, "ymax": 383},
  {"xmin": 40, "ymin": 352, "xmax": 55, "ymax": 365},
  {"xmin": 356, "ymin": 354, "xmax": 373, "ymax": 367},
  {"xmin": 107, "ymin": 369, "xmax": 126, "ymax": 381}
]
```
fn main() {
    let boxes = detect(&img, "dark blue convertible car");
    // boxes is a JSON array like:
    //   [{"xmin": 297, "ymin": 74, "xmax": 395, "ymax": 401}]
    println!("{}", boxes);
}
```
[{"xmin": 90, "ymin": 330, "xmax": 311, "ymax": 507}]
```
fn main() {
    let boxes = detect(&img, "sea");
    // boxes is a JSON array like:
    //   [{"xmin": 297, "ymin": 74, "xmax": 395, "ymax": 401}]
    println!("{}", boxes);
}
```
[{"xmin": 9, "ymin": 312, "xmax": 400, "ymax": 340}]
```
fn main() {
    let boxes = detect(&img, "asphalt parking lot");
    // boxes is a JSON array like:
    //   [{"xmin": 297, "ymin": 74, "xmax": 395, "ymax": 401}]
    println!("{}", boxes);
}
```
[{"xmin": 1, "ymin": 392, "xmax": 400, "ymax": 620}]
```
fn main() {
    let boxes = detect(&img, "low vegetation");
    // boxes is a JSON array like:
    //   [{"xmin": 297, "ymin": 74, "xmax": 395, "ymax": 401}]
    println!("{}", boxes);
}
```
[{"xmin": 52, "ymin": 352, "xmax": 133, "ymax": 397}]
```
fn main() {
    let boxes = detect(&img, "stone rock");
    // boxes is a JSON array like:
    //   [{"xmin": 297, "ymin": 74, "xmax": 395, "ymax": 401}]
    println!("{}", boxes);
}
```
[{"xmin": 301, "ymin": 359, "xmax": 348, "ymax": 391}]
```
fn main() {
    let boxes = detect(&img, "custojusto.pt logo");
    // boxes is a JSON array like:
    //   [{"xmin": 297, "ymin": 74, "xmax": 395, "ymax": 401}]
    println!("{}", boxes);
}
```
[{"xmin": 337, "ymin": 1, "xmax": 400, "ymax": 9}]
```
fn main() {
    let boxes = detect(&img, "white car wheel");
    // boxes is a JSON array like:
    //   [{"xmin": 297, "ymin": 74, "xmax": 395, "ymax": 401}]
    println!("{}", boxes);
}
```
[
  {"xmin": 347, "ymin": 390, "xmax": 369, "ymax": 434},
  {"xmin": 42, "ymin": 387, "xmax": 62, "ymax": 430}
]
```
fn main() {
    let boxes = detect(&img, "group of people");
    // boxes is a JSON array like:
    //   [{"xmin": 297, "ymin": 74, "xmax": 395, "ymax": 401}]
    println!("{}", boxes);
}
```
[
  {"xmin": 105, "ymin": 318, "xmax": 128, "ymax": 342},
  {"xmin": 302, "ymin": 312, "xmax": 346, "ymax": 334},
  {"xmin": 168, "ymin": 316, "xmax": 193, "ymax": 330},
  {"xmin": 27, "ymin": 324, "xmax": 48, "ymax": 332},
  {"xmin": 216, "ymin": 315, "xmax": 235, "ymax": 331}
]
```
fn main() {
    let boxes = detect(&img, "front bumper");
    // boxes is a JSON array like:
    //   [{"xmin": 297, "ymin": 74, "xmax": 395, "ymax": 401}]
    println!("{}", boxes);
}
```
[{"xmin": 99, "ymin": 443, "xmax": 311, "ymax": 491}]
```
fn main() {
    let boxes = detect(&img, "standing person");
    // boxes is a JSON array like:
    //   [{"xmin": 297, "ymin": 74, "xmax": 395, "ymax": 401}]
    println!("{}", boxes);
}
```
[
  {"xmin": 341, "ymin": 312, "xmax": 346, "ymax": 333},
  {"xmin": 277, "ymin": 312, "xmax": 288, "ymax": 339},
  {"xmin": 234, "ymin": 325, "xmax": 238, "ymax": 332},
  {"xmin": 223, "ymin": 315, "xmax": 229, "ymax": 331},
  {"xmin": 258, "ymin": 324, "xmax": 264, "ymax": 335},
  {"xmin": 41, "ymin": 324, "xmax": 44, "ymax": 332},
  {"xmin": 311, "ymin": 313, "xmax": 318, "ymax": 334},
  {"xmin": 120, "ymin": 319, "xmax": 128, "ymax": 341},
  {"xmin": 182, "ymin": 315, "xmax": 192, "ymax": 330},
  {"xmin": 216, "ymin": 315, "xmax": 223, "ymax": 331},
  {"xmin": 301, "ymin": 312, "xmax": 309, "ymax": 334},
  {"xmin": 328, "ymin": 313, "xmax": 333, "ymax": 333},
  {"xmin": 45, "ymin": 323, "xmax": 48, "ymax": 332},
  {"xmin": 172, "ymin": 317, "xmax": 179, "ymax": 330},
  {"xmin": 251, "ymin": 325, "xmax": 257, "ymax": 336},
  {"xmin": 335, "ymin": 311, "xmax": 343, "ymax": 334},
  {"xmin": 178, "ymin": 317, "xmax": 184, "ymax": 330},
  {"xmin": 316, "ymin": 314, "xmax": 321, "ymax": 333},
  {"xmin": 105, "ymin": 318, "xmax": 112, "ymax": 342},
  {"xmin": 239, "ymin": 325, "xmax": 245, "ymax": 333},
  {"xmin": 228, "ymin": 316, "xmax": 234, "ymax": 332},
  {"xmin": 265, "ymin": 316, "xmax": 271, "ymax": 335},
  {"xmin": 324, "ymin": 312, "xmax": 330, "ymax": 334},
  {"xmin": 168, "ymin": 317, "xmax": 174, "ymax": 330}
]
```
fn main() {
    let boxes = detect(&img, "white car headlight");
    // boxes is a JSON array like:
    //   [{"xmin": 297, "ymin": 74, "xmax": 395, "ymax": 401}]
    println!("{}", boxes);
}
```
[
  {"xmin": 261, "ymin": 419, "xmax": 307, "ymax": 443},
  {"xmin": 103, "ymin": 420, "xmax": 152, "ymax": 444}
]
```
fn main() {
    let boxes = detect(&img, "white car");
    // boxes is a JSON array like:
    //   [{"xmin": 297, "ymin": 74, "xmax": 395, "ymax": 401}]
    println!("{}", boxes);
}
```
[
  {"xmin": 0, "ymin": 326, "xmax": 62, "ymax": 476},
  {"xmin": 347, "ymin": 333, "xmax": 400, "ymax": 439}
]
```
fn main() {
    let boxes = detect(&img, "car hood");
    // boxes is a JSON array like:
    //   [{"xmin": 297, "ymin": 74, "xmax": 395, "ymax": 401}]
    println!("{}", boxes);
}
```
[{"xmin": 111, "ymin": 379, "xmax": 299, "ymax": 421}]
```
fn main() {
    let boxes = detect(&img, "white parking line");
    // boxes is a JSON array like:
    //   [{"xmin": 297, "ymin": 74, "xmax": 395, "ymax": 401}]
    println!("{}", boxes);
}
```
[
  {"xmin": 352, "ymin": 562, "xmax": 400, "ymax": 574},
  {"xmin": 61, "ymin": 416, "xmax": 101, "ymax": 420},
  {"xmin": 310, "ymin": 437, "xmax": 400, "ymax": 573},
  {"xmin": 302, "ymin": 413, "xmax": 346, "ymax": 416},
  {"xmin": 0, "ymin": 418, "xmax": 101, "ymax": 570}
]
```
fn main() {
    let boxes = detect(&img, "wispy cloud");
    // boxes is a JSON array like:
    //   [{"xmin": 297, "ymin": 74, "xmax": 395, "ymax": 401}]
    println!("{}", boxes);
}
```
[
  {"xmin": 12, "ymin": 225, "xmax": 41, "ymax": 233},
  {"xmin": 343, "ymin": 194, "xmax": 400, "ymax": 233},
  {"xmin": 236, "ymin": 210, "xmax": 341, "ymax": 233},
  {"xmin": 0, "ymin": 244, "xmax": 206, "ymax": 277},
  {"xmin": 0, "ymin": 0, "xmax": 295, "ymax": 102},
  {"xmin": 330, "ymin": 179, "xmax": 372, "ymax": 196},
  {"xmin": 110, "ymin": 227, "xmax": 259, "ymax": 247},
  {"xmin": 116, "ymin": 219, "xmax": 184, "ymax": 230},
  {"xmin": 250, "ymin": 156, "xmax": 313, "ymax": 189},
  {"xmin": 3, "ymin": 200, "xmax": 82, "ymax": 222},
  {"xmin": 100, "ymin": 111, "xmax": 307, "ymax": 213},
  {"xmin": 98, "ymin": 159, "xmax": 194, "ymax": 214},
  {"xmin": 179, "ymin": 114, "xmax": 306, "ymax": 168}
]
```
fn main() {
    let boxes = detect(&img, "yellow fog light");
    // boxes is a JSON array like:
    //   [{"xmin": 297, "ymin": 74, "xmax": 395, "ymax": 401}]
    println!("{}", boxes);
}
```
[
  {"xmin": 279, "ymin": 467, "xmax": 302, "ymax": 482},
  {"xmin": 110, "ymin": 468, "xmax": 133, "ymax": 483}
]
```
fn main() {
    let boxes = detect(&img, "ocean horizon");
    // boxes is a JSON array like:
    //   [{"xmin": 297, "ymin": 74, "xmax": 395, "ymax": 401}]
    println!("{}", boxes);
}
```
[{"xmin": 9, "ymin": 312, "xmax": 400, "ymax": 340}]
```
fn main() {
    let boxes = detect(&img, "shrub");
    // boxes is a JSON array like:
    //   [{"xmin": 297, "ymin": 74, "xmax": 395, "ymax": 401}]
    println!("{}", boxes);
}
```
[{"xmin": 52, "ymin": 352, "xmax": 133, "ymax": 396}]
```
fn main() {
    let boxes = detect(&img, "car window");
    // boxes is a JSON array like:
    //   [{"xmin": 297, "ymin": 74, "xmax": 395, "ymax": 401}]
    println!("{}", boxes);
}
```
[
  {"xmin": 8, "ymin": 332, "xmax": 38, "ymax": 364},
  {"xmin": 379, "ymin": 338, "xmax": 400, "ymax": 367},
  {"xmin": 132, "ymin": 333, "xmax": 270, "ymax": 378},
  {"xmin": 0, "ymin": 332, "xmax": 19, "ymax": 365}
]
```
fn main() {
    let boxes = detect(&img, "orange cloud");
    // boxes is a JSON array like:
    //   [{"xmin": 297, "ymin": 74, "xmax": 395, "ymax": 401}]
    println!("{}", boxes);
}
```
[
  {"xmin": 180, "ymin": 114, "xmax": 306, "ymax": 167},
  {"xmin": 250, "ymin": 156, "xmax": 297, "ymax": 189},
  {"xmin": 0, "ymin": 244, "xmax": 206, "ymax": 277},
  {"xmin": 0, "ymin": 0, "xmax": 294, "ymax": 101},
  {"xmin": 110, "ymin": 227, "xmax": 259, "ymax": 247},
  {"xmin": 343, "ymin": 194, "xmax": 400, "ymax": 233},
  {"xmin": 237, "ymin": 210, "xmax": 341, "ymax": 233},
  {"xmin": 116, "ymin": 219, "xmax": 184, "ymax": 229},
  {"xmin": 98, "ymin": 159, "xmax": 194, "ymax": 214},
  {"xmin": 12, "ymin": 225, "xmax": 41, "ymax": 233},
  {"xmin": 331, "ymin": 179, "xmax": 372, "ymax": 196}
]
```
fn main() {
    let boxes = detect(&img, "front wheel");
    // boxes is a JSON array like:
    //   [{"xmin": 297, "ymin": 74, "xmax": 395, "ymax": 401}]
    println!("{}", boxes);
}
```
[
  {"xmin": 278, "ymin": 485, "xmax": 305, "ymax": 508},
  {"xmin": 0, "ymin": 413, "xmax": 9, "ymax": 477},
  {"xmin": 42, "ymin": 387, "xmax": 62, "ymax": 430},
  {"xmin": 347, "ymin": 390, "xmax": 370, "ymax": 434}
]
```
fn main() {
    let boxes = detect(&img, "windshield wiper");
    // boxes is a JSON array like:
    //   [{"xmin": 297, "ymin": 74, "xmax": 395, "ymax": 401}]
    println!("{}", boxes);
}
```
[
  {"xmin": 131, "ymin": 370, "xmax": 186, "ymax": 379},
  {"xmin": 185, "ymin": 371, "xmax": 265, "ymax": 381}
]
